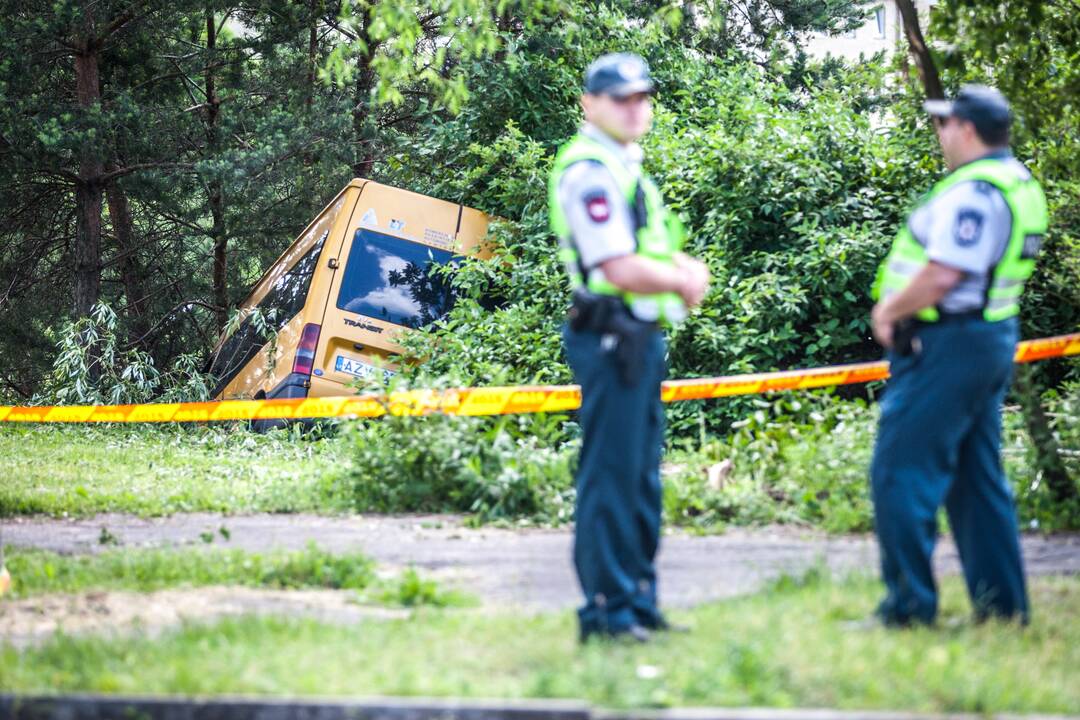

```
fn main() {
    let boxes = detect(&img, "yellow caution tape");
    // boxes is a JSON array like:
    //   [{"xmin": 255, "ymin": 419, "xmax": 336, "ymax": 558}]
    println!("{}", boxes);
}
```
[{"xmin": 1, "ymin": 332, "xmax": 1077, "ymax": 424}]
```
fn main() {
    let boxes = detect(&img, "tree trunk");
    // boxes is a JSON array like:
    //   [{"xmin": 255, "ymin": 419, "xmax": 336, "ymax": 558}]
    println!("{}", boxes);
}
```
[
  {"xmin": 894, "ymin": 0, "xmax": 945, "ymax": 100},
  {"xmin": 72, "ymin": 7, "xmax": 104, "ymax": 318},
  {"xmin": 351, "ymin": 12, "xmax": 377, "ymax": 178},
  {"xmin": 205, "ymin": 6, "xmax": 228, "ymax": 332},
  {"xmin": 105, "ymin": 176, "xmax": 150, "ymax": 345},
  {"xmin": 306, "ymin": 0, "xmax": 319, "ymax": 111},
  {"xmin": 1014, "ymin": 364, "xmax": 1078, "ymax": 504},
  {"xmin": 210, "ymin": 187, "xmax": 227, "ymax": 332},
  {"xmin": 895, "ymin": 2, "xmax": 912, "ymax": 85},
  {"xmin": 73, "ymin": 177, "xmax": 103, "ymax": 318}
]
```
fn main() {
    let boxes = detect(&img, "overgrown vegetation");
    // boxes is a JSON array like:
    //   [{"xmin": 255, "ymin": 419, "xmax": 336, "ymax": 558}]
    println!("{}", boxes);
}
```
[
  {"xmin": 4, "ymin": 573, "xmax": 1078, "ymax": 713},
  {"xmin": 37, "ymin": 304, "xmax": 213, "ymax": 407},
  {"xmin": 333, "ymin": 409, "xmax": 577, "ymax": 525},
  {"xmin": 1, "ymin": 544, "xmax": 471, "ymax": 608},
  {"xmin": 4, "ymin": 2, "xmax": 1077, "ymax": 409},
  {"xmin": 0, "ymin": 423, "xmax": 346, "ymax": 517},
  {"xmin": 666, "ymin": 385, "xmax": 1080, "ymax": 533},
  {"xmin": 0, "ymin": 0, "xmax": 875, "ymax": 401},
  {"xmin": 330, "ymin": 383, "xmax": 1078, "ymax": 532},
  {"xmin": 2, "ymin": 545, "xmax": 375, "ymax": 598},
  {"xmin": 380, "ymin": 11, "xmax": 1078, "ymax": 437}
]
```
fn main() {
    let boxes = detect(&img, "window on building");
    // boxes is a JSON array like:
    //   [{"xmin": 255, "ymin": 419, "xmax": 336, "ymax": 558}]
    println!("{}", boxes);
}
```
[{"xmin": 875, "ymin": 6, "xmax": 886, "ymax": 38}]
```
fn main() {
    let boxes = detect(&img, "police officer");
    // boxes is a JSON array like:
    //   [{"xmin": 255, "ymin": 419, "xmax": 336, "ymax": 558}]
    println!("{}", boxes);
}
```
[
  {"xmin": 548, "ymin": 53, "xmax": 710, "ymax": 643},
  {"xmin": 870, "ymin": 85, "xmax": 1047, "ymax": 626}
]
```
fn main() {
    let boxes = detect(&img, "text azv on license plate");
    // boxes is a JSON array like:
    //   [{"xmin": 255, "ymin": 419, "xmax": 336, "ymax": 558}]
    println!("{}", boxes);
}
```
[{"xmin": 334, "ymin": 355, "xmax": 396, "ymax": 382}]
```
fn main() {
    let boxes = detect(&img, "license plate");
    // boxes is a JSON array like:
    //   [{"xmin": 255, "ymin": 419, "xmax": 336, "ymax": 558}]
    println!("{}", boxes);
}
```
[{"xmin": 334, "ymin": 355, "xmax": 396, "ymax": 382}]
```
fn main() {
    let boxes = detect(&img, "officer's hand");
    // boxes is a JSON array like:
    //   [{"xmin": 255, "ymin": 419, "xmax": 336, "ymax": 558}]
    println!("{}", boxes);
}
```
[
  {"xmin": 871, "ymin": 303, "xmax": 894, "ymax": 349},
  {"xmin": 678, "ymin": 259, "xmax": 710, "ymax": 307}
]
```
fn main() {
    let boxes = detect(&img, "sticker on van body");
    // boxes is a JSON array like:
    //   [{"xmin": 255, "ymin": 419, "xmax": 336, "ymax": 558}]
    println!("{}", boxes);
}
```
[
  {"xmin": 423, "ymin": 228, "xmax": 453, "ymax": 249},
  {"xmin": 360, "ymin": 208, "xmax": 378, "ymax": 226}
]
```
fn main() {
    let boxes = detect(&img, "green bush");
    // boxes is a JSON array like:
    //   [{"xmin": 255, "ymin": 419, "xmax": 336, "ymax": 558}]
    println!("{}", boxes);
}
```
[
  {"xmin": 384, "ymin": 43, "xmax": 943, "ymax": 439},
  {"xmin": 1009, "ymin": 381, "xmax": 1080, "ymax": 531},
  {"xmin": 665, "ymin": 384, "xmax": 1080, "ymax": 534},
  {"xmin": 664, "ymin": 393, "xmax": 878, "ymax": 532},
  {"xmin": 359, "ymin": 24, "xmax": 1078, "ymax": 532},
  {"xmin": 336, "ymin": 410, "xmax": 577, "ymax": 524},
  {"xmin": 38, "ymin": 303, "xmax": 211, "ymax": 406},
  {"xmin": 330, "ymin": 382, "xmax": 1079, "ymax": 533}
]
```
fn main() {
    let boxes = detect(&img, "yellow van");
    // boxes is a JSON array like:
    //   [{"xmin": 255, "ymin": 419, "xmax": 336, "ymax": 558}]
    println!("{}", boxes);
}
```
[{"xmin": 208, "ymin": 179, "xmax": 489, "ymax": 403}]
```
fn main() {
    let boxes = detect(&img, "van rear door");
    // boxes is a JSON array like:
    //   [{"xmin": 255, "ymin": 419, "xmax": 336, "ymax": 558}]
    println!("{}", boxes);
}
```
[{"xmin": 309, "ymin": 182, "xmax": 464, "ymax": 394}]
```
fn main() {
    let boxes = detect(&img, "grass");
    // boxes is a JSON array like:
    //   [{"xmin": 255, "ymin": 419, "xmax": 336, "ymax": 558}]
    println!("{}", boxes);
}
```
[
  {"xmin": 1, "ymin": 573, "xmax": 1076, "ymax": 713},
  {"xmin": 1, "ymin": 544, "xmax": 376, "ymax": 598},
  {"xmin": 0, "ymin": 424, "xmax": 347, "ymax": 516},
  {"xmin": 1, "ymin": 544, "xmax": 472, "ymax": 608}
]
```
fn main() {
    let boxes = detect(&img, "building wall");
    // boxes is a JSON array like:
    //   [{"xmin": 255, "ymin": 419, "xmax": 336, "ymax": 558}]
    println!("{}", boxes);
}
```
[{"xmin": 802, "ymin": 1, "xmax": 936, "ymax": 62}]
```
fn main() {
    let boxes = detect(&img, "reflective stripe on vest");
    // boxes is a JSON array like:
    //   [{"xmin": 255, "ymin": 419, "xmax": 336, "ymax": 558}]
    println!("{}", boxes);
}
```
[
  {"xmin": 872, "ymin": 156, "xmax": 1049, "ymax": 322},
  {"xmin": 548, "ymin": 133, "xmax": 688, "ymax": 324}
]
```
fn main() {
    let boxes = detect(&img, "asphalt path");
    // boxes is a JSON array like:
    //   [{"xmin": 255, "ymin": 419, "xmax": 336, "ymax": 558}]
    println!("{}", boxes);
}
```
[{"xmin": 5, "ymin": 514, "xmax": 1079, "ymax": 609}]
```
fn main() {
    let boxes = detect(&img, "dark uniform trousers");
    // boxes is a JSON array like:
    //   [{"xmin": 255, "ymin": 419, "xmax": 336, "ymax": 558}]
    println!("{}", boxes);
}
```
[
  {"xmin": 563, "ymin": 323, "xmax": 667, "ymax": 636},
  {"xmin": 871, "ymin": 316, "xmax": 1029, "ymax": 625}
]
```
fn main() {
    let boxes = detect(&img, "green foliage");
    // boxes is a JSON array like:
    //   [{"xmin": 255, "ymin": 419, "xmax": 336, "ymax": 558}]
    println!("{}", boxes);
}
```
[
  {"xmin": 1010, "ymin": 381, "xmax": 1080, "ymax": 530},
  {"xmin": 665, "ymin": 393, "xmax": 878, "ymax": 532},
  {"xmin": 38, "ymin": 303, "xmax": 212, "ymax": 406},
  {"xmin": 3, "ymin": 544, "xmax": 375, "ymax": 599},
  {"xmin": 665, "ymin": 383, "xmax": 1080, "ymax": 534},
  {"xmin": 0, "ymin": 1, "xmax": 361, "ymax": 397},
  {"xmin": 378, "ymin": 568, "xmax": 475, "ymax": 608},
  {"xmin": 1, "ymin": 0, "xmax": 1077, "ymax": 538},
  {"xmin": 649, "ymin": 63, "xmax": 918, "ymax": 434},
  {"xmin": 387, "ymin": 41, "xmax": 929, "ymax": 437},
  {"xmin": 324, "ymin": 0, "xmax": 557, "ymax": 111},
  {"xmin": 335, "ymin": 405, "xmax": 577, "ymax": 524}
]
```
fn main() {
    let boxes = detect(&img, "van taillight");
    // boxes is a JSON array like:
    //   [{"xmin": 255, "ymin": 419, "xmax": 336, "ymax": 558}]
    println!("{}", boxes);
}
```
[{"xmin": 293, "ymin": 323, "xmax": 321, "ymax": 375}]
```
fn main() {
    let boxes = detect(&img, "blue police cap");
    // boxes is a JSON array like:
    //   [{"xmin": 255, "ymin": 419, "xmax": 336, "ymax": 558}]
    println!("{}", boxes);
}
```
[
  {"xmin": 924, "ymin": 84, "xmax": 1012, "ymax": 135},
  {"xmin": 584, "ymin": 53, "xmax": 655, "ymax": 98}
]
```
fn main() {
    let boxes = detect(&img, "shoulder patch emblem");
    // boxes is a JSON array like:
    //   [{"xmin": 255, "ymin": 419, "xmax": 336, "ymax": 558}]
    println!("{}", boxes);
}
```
[
  {"xmin": 954, "ymin": 208, "xmax": 984, "ymax": 248},
  {"xmin": 584, "ymin": 190, "xmax": 611, "ymax": 223}
]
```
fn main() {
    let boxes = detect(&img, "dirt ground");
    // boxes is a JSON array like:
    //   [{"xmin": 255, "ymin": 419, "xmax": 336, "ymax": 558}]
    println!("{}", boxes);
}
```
[
  {"xmin": 3, "ymin": 513, "xmax": 1078, "ymax": 645},
  {"xmin": 0, "ymin": 586, "xmax": 409, "ymax": 648}
]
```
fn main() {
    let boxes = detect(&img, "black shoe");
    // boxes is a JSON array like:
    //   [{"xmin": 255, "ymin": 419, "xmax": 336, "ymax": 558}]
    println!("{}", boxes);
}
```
[
  {"xmin": 840, "ymin": 616, "xmax": 885, "ymax": 632},
  {"xmin": 580, "ymin": 624, "xmax": 652, "ymax": 644},
  {"xmin": 612, "ymin": 624, "xmax": 652, "ymax": 643},
  {"xmin": 842, "ymin": 614, "xmax": 924, "ymax": 631},
  {"xmin": 642, "ymin": 614, "xmax": 691, "ymax": 633}
]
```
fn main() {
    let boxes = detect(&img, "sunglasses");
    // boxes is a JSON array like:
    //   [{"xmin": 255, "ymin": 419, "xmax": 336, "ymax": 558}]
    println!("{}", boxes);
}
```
[{"xmin": 610, "ymin": 92, "xmax": 654, "ymax": 106}]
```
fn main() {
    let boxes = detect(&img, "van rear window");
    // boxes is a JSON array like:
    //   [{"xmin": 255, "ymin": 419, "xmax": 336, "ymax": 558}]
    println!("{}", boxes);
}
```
[
  {"xmin": 209, "ymin": 236, "xmax": 325, "ymax": 395},
  {"xmin": 336, "ymin": 229, "xmax": 456, "ymax": 329}
]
